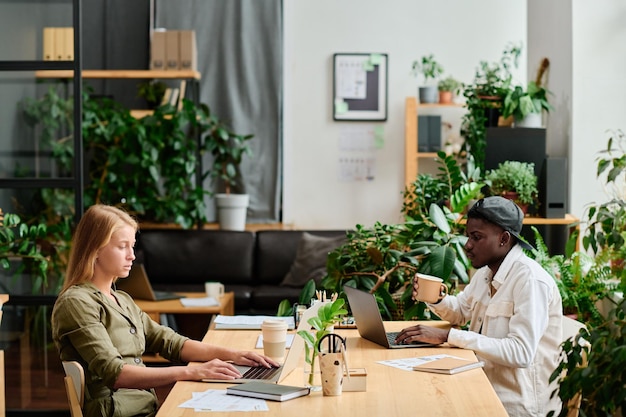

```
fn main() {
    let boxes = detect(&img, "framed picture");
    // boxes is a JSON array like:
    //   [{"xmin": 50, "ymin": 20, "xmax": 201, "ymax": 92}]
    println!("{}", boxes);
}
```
[{"xmin": 333, "ymin": 53, "xmax": 388, "ymax": 121}]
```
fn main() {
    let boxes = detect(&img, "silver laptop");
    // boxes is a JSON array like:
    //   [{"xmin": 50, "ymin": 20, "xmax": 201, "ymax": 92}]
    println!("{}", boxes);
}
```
[
  {"xmin": 203, "ymin": 302, "xmax": 324, "ymax": 384},
  {"xmin": 115, "ymin": 264, "xmax": 183, "ymax": 301},
  {"xmin": 343, "ymin": 285, "xmax": 435, "ymax": 349}
]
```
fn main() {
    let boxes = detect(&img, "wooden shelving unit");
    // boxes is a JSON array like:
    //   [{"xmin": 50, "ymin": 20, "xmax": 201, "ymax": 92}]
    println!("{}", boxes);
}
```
[{"xmin": 404, "ymin": 96, "xmax": 465, "ymax": 188}]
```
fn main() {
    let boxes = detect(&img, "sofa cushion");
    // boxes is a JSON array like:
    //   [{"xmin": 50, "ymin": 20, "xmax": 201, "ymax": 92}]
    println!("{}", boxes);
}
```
[
  {"xmin": 255, "ymin": 230, "xmax": 347, "ymax": 285},
  {"xmin": 137, "ymin": 229, "xmax": 255, "ymax": 286},
  {"xmin": 280, "ymin": 232, "xmax": 347, "ymax": 287}
]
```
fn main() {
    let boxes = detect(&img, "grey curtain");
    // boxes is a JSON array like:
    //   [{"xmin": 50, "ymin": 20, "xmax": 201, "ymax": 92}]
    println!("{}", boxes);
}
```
[{"xmin": 156, "ymin": 0, "xmax": 282, "ymax": 223}]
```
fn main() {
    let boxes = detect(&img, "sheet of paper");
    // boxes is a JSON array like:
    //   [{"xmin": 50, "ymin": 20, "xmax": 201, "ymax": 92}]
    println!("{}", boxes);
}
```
[
  {"xmin": 179, "ymin": 297, "xmax": 219, "ymax": 307},
  {"xmin": 255, "ymin": 334, "xmax": 295, "ymax": 349},
  {"xmin": 377, "ymin": 354, "xmax": 458, "ymax": 371},
  {"xmin": 214, "ymin": 315, "xmax": 295, "ymax": 330},
  {"xmin": 178, "ymin": 389, "xmax": 268, "ymax": 412}
]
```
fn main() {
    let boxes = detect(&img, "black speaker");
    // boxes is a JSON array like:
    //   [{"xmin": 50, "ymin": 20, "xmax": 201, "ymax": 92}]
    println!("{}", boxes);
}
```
[
  {"xmin": 485, "ymin": 127, "xmax": 547, "ymax": 177},
  {"xmin": 540, "ymin": 157, "xmax": 568, "ymax": 218}
]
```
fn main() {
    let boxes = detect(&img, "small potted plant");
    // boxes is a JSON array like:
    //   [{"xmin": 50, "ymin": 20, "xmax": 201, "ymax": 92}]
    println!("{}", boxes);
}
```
[
  {"xmin": 203, "ymin": 109, "xmax": 254, "ymax": 230},
  {"xmin": 136, "ymin": 80, "xmax": 167, "ymax": 109},
  {"xmin": 437, "ymin": 76, "xmax": 463, "ymax": 104},
  {"xmin": 502, "ymin": 80, "xmax": 553, "ymax": 128},
  {"xmin": 484, "ymin": 160, "xmax": 538, "ymax": 213},
  {"xmin": 411, "ymin": 54, "xmax": 444, "ymax": 104}
]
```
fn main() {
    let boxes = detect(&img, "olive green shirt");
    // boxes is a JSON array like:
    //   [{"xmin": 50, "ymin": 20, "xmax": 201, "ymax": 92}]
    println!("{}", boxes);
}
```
[{"xmin": 52, "ymin": 282, "xmax": 189, "ymax": 417}]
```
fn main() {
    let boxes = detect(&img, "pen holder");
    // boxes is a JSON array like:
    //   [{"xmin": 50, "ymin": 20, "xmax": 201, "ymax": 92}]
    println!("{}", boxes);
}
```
[{"xmin": 318, "ymin": 351, "xmax": 343, "ymax": 396}]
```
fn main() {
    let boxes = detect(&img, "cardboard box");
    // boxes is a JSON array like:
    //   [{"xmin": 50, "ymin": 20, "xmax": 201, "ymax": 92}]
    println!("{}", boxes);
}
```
[{"xmin": 342, "ymin": 368, "xmax": 367, "ymax": 392}]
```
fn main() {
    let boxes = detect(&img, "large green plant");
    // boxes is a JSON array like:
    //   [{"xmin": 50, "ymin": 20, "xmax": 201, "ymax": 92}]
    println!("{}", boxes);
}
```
[
  {"xmin": 583, "ymin": 130, "xmax": 626, "ymax": 257},
  {"xmin": 20, "ymin": 85, "xmax": 250, "ymax": 229},
  {"xmin": 461, "ymin": 42, "xmax": 522, "ymax": 172},
  {"xmin": 549, "ymin": 297, "xmax": 626, "ymax": 417},
  {"xmin": 0, "ymin": 209, "xmax": 49, "ymax": 293},
  {"xmin": 322, "ymin": 203, "xmax": 469, "ymax": 320}
]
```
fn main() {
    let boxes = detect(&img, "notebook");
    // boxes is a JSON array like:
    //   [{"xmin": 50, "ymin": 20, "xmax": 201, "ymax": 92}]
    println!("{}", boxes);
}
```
[
  {"xmin": 115, "ymin": 263, "xmax": 183, "ymax": 301},
  {"xmin": 343, "ymin": 285, "xmax": 436, "ymax": 349},
  {"xmin": 203, "ymin": 302, "xmax": 324, "ymax": 384}
]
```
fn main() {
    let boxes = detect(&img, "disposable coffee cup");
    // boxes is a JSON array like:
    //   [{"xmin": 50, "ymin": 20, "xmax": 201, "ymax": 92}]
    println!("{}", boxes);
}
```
[
  {"xmin": 204, "ymin": 282, "xmax": 224, "ymax": 298},
  {"xmin": 261, "ymin": 319, "xmax": 288, "ymax": 362},
  {"xmin": 414, "ymin": 273, "xmax": 448, "ymax": 303}
]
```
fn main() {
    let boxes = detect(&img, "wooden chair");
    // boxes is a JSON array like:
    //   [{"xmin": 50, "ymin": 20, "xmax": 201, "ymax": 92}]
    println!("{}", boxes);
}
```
[{"xmin": 62, "ymin": 361, "xmax": 85, "ymax": 417}]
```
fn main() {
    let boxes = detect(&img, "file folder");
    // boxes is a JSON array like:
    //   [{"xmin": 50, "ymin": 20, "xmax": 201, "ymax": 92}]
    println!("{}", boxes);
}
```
[
  {"xmin": 150, "ymin": 30, "xmax": 167, "ymax": 70},
  {"xmin": 179, "ymin": 30, "xmax": 197, "ymax": 71},
  {"xmin": 43, "ymin": 27, "xmax": 56, "ymax": 61},
  {"xmin": 165, "ymin": 30, "xmax": 180, "ymax": 70}
]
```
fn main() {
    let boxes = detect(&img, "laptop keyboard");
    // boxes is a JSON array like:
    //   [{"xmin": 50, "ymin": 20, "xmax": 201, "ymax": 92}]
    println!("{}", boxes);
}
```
[
  {"xmin": 242, "ymin": 366, "xmax": 282, "ymax": 380},
  {"xmin": 386, "ymin": 331, "xmax": 401, "ymax": 346}
]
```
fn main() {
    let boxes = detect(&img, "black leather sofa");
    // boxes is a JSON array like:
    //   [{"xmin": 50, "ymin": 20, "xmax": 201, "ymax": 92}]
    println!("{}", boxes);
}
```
[{"xmin": 135, "ymin": 229, "xmax": 347, "ymax": 316}]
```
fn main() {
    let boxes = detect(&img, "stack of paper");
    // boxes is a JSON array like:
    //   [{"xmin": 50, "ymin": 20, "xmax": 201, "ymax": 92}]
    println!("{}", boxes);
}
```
[{"xmin": 214, "ymin": 315, "xmax": 295, "ymax": 330}]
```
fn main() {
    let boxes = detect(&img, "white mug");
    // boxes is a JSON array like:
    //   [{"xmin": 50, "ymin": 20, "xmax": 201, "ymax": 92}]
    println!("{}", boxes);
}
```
[{"xmin": 205, "ymin": 282, "xmax": 225, "ymax": 298}]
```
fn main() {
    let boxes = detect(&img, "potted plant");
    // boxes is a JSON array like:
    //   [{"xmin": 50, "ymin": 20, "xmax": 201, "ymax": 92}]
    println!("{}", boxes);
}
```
[
  {"xmin": 136, "ymin": 80, "xmax": 167, "ymax": 109},
  {"xmin": 461, "ymin": 42, "xmax": 522, "ymax": 172},
  {"xmin": 485, "ymin": 160, "xmax": 538, "ymax": 212},
  {"xmin": 583, "ymin": 129, "xmax": 626, "ymax": 258},
  {"xmin": 549, "ymin": 295, "xmax": 626, "ymax": 417},
  {"xmin": 502, "ymin": 80, "xmax": 553, "ymax": 128},
  {"xmin": 297, "ymin": 298, "xmax": 348, "ymax": 388},
  {"xmin": 204, "ymin": 111, "xmax": 254, "ymax": 231},
  {"xmin": 411, "ymin": 54, "xmax": 444, "ymax": 104},
  {"xmin": 437, "ymin": 76, "xmax": 463, "ymax": 104}
]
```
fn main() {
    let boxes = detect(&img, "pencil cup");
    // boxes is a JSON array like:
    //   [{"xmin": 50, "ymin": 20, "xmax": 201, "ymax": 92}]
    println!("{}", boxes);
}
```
[
  {"xmin": 413, "ymin": 273, "xmax": 448, "ymax": 304},
  {"xmin": 261, "ymin": 319, "xmax": 288, "ymax": 362},
  {"xmin": 204, "ymin": 282, "xmax": 224, "ymax": 298},
  {"xmin": 319, "ymin": 352, "xmax": 343, "ymax": 396}
]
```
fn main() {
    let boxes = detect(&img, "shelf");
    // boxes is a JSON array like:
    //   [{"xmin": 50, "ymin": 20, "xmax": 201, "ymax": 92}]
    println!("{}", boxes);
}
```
[
  {"xmin": 404, "ymin": 96, "xmax": 467, "ymax": 188},
  {"xmin": 35, "ymin": 69, "xmax": 201, "ymax": 80},
  {"xmin": 0, "ymin": 61, "xmax": 74, "ymax": 71}
]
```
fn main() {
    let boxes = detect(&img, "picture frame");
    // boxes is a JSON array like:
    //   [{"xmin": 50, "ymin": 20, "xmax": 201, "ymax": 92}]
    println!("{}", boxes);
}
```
[{"xmin": 333, "ymin": 53, "xmax": 388, "ymax": 121}]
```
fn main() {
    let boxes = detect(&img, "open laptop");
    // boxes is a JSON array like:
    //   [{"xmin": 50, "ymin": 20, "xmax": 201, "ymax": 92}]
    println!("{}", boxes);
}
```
[
  {"xmin": 343, "ymin": 285, "xmax": 435, "ymax": 349},
  {"xmin": 115, "ymin": 263, "xmax": 183, "ymax": 301},
  {"xmin": 203, "ymin": 302, "xmax": 324, "ymax": 384}
]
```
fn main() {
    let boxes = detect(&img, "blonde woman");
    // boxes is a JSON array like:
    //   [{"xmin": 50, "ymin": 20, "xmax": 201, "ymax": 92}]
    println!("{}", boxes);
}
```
[{"xmin": 52, "ymin": 205, "xmax": 278, "ymax": 417}]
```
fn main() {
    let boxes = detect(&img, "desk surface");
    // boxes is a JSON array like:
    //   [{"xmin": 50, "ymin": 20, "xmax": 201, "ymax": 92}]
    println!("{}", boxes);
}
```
[
  {"xmin": 134, "ymin": 292, "xmax": 235, "ymax": 322},
  {"xmin": 156, "ymin": 321, "xmax": 507, "ymax": 417}
]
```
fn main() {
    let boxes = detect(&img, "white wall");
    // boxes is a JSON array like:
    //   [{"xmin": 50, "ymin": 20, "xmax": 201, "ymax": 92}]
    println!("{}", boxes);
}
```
[
  {"xmin": 571, "ymin": 2, "xmax": 626, "ymax": 225},
  {"xmin": 283, "ymin": 0, "xmax": 527, "ymax": 229}
]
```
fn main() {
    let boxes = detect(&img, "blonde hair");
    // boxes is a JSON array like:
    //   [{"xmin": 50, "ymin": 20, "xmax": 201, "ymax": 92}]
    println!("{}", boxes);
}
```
[{"xmin": 60, "ymin": 204, "xmax": 138, "ymax": 294}]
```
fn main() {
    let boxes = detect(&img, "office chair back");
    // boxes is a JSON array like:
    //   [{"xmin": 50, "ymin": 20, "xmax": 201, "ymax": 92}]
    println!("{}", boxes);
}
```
[{"xmin": 62, "ymin": 361, "xmax": 85, "ymax": 417}]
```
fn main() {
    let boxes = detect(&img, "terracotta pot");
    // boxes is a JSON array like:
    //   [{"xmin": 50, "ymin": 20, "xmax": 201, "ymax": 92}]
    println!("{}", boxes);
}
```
[
  {"xmin": 439, "ymin": 91, "xmax": 453, "ymax": 104},
  {"xmin": 501, "ymin": 191, "xmax": 528, "ymax": 215}
]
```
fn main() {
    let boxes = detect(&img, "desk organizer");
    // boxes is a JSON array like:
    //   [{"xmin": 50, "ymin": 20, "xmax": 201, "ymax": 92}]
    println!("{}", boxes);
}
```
[{"xmin": 342, "ymin": 368, "xmax": 367, "ymax": 392}]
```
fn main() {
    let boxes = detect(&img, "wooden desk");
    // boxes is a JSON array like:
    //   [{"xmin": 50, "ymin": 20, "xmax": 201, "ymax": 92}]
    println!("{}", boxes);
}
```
[
  {"xmin": 134, "ymin": 292, "xmax": 235, "ymax": 323},
  {"xmin": 156, "ymin": 321, "xmax": 507, "ymax": 417}
]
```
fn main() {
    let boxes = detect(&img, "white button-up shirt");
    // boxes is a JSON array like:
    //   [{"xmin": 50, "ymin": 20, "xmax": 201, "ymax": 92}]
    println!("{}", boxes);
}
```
[{"xmin": 429, "ymin": 245, "xmax": 563, "ymax": 417}]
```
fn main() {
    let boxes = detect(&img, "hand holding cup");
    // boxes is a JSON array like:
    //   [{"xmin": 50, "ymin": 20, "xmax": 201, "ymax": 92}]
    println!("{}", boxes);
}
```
[{"xmin": 413, "ymin": 273, "xmax": 448, "ymax": 304}]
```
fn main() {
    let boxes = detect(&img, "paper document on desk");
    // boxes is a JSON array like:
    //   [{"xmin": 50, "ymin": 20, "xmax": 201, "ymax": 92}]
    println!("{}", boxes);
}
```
[
  {"xmin": 178, "ymin": 389, "xmax": 268, "ymax": 411},
  {"xmin": 179, "ymin": 297, "xmax": 219, "ymax": 307},
  {"xmin": 214, "ymin": 315, "xmax": 295, "ymax": 330}
]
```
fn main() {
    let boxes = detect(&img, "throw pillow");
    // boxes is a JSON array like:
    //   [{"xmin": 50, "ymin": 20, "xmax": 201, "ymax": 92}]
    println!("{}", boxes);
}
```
[{"xmin": 280, "ymin": 232, "xmax": 346, "ymax": 287}]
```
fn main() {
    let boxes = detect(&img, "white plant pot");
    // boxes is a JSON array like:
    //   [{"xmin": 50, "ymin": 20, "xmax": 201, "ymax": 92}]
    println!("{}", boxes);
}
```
[
  {"xmin": 215, "ymin": 193, "xmax": 249, "ymax": 231},
  {"xmin": 514, "ymin": 112, "xmax": 542, "ymax": 128}
]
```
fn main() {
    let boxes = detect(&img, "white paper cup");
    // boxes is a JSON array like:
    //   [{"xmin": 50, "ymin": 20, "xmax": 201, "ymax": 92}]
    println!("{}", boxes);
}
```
[
  {"xmin": 414, "ymin": 273, "xmax": 448, "ymax": 303},
  {"xmin": 204, "ymin": 282, "xmax": 224, "ymax": 298},
  {"xmin": 261, "ymin": 319, "xmax": 288, "ymax": 362}
]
